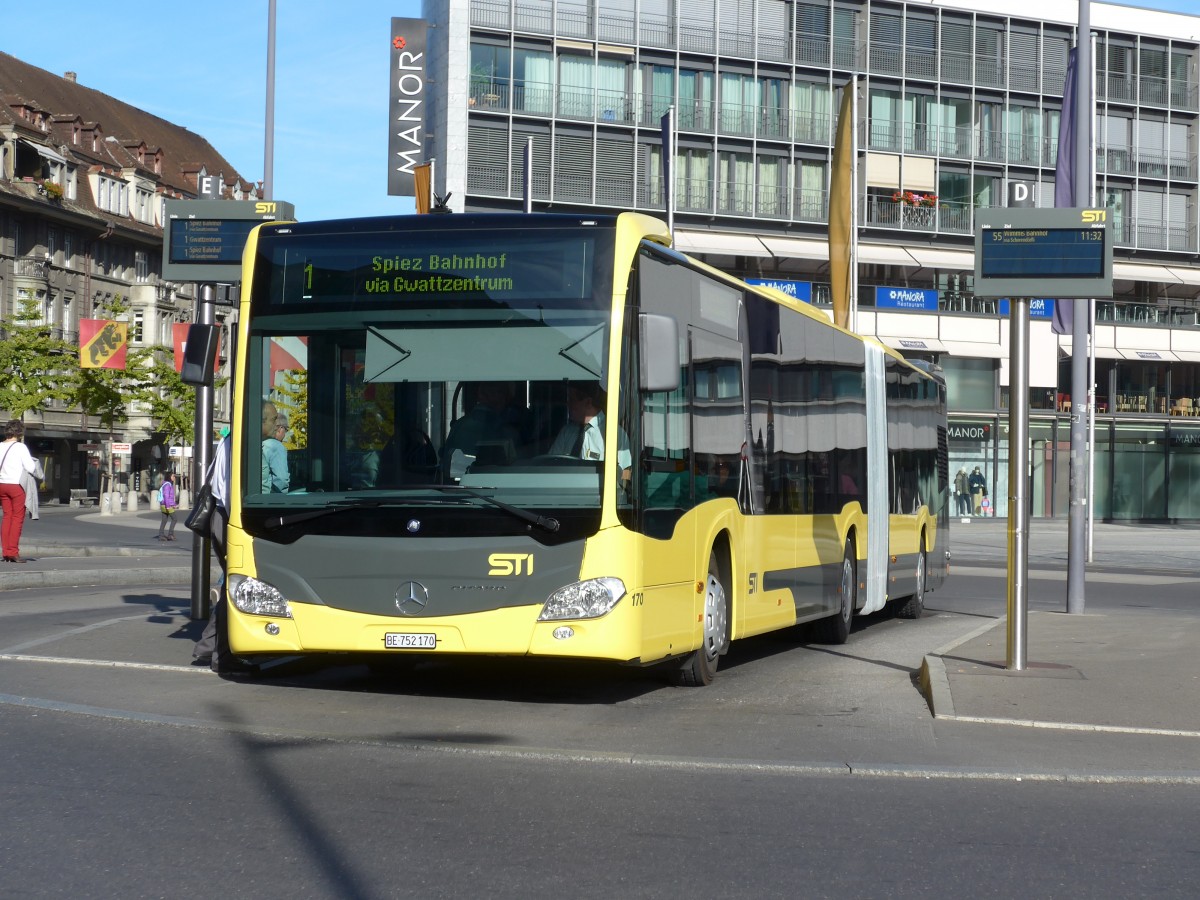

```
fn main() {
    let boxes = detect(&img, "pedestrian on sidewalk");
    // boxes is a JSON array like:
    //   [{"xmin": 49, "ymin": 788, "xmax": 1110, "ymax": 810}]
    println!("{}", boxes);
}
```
[
  {"xmin": 194, "ymin": 432, "xmax": 233, "ymax": 671},
  {"xmin": 156, "ymin": 472, "xmax": 179, "ymax": 541},
  {"xmin": 968, "ymin": 466, "xmax": 988, "ymax": 516},
  {"xmin": 0, "ymin": 419, "xmax": 43, "ymax": 564}
]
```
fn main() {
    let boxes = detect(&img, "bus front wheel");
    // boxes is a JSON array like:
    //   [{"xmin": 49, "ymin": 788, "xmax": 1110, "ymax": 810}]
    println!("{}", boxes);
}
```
[{"xmin": 673, "ymin": 553, "xmax": 729, "ymax": 687}]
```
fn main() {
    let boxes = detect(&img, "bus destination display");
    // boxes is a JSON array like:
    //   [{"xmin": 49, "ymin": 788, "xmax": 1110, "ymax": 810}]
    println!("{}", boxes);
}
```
[
  {"xmin": 260, "ymin": 231, "xmax": 609, "ymax": 306},
  {"xmin": 981, "ymin": 227, "xmax": 1105, "ymax": 279}
]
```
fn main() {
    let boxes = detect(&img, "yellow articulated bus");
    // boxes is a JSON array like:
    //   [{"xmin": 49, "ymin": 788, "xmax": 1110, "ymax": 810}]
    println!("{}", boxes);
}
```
[{"xmin": 222, "ymin": 212, "xmax": 948, "ymax": 685}]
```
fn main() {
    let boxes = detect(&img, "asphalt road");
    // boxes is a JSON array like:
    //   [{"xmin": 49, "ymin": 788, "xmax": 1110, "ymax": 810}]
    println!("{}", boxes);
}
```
[{"xmin": 2, "ymin": 513, "xmax": 1199, "ymax": 896}]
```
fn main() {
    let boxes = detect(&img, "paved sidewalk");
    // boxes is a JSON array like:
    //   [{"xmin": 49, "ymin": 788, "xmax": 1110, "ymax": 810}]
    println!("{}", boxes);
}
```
[
  {"xmin": 0, "ymin": 505, "xmax": 203, "ymax": 590},
  {"xmin": 920, "ymin": 609, "xmax": 1200, "ymax": 737}
]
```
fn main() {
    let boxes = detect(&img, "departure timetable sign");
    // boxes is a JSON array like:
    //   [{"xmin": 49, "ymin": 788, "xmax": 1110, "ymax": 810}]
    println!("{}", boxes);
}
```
[
  {"xmin": 163, "ymin": 200, "xmax": 295, "ymax": 282},
  {"xmin": 974, "ymin": 208, "xmax": 1112, "ymax": 299}
]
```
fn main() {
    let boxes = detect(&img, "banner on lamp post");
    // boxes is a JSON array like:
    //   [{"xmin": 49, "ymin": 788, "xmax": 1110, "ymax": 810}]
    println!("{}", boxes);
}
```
[{"xmin": 80, "ymin": 319, "xmax": 127, "ymax": 369}]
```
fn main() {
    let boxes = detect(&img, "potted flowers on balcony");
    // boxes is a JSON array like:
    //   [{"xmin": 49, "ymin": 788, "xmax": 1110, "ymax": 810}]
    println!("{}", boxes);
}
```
[
  {"xmin": 39, "ymin": 179, "xmax": 64, "ymax": 201},
  {"xmin": 892, "ymin": 190, "xmax": 937, "ymax": 228},
  {"xmin": 892, "ymin": 190, "xmax": 938, "ymax": 207}
]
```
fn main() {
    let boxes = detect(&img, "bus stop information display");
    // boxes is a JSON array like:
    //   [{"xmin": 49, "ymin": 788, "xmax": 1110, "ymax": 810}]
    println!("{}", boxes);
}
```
[
  {"xmin": 974, "ymin": 208, "xmax": 1112, "ymax": 299},
  {"xmin": 162, "ymin": 200, "xmax": 295, "ymax": 282},
  {"xmin": 169, "ymin": 219, "xmax": 261, "ymax": 265}
]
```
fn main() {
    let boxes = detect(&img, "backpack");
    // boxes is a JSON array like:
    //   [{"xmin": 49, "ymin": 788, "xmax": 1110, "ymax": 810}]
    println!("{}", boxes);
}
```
[{"xmin": 157, "ymin": 483, "xmax": 165, "ymax": 505}]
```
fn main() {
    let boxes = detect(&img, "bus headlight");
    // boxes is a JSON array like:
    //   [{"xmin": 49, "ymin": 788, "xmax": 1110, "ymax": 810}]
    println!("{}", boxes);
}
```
[
  {"xmin": 538, "ymin": 577, "xmax": 626, "ymax": 621},
  {"xmin": 227, "ymin": 574, "xmax": 293, "ymax": 619}
]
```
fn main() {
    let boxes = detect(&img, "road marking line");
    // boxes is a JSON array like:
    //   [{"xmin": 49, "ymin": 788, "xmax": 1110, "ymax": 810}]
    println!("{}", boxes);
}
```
[
  {"xmin": 936, "ymin": 712, "xmax": 1200, "ymax": 739},
  {"xmin": 0, "ymin": 653, "xmax": 208, "ymax": 673}
]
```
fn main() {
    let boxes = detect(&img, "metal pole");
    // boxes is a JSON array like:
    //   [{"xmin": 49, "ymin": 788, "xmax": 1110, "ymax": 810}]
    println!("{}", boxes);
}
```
[
  {"xmin": 849, "ymin": 77, "xmax": 859, "ymax": 335},
  {"xmin": 1086, "ymin": 29, "xmax": 1099, "ymax": 565},
  {"xmin": 1007, "ymin": 297, "xmax": 1031, "ymax": 670},
  {"xmin": 263, "ymin": 0, "xmax": 277, "ymax": 201},
  {"xmin": 190, "ymin": 286, "xmax": 216, "ymax": 621},
  {"xmin": 1067, "ymin": 0, "xmax": 1092, "ymax": 614}
]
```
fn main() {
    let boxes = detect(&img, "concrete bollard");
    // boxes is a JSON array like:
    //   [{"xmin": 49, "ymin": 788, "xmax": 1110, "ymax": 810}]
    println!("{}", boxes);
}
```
[{"xmin": 126, "ymin": 492, "xmax": 138, "ymax": 512}]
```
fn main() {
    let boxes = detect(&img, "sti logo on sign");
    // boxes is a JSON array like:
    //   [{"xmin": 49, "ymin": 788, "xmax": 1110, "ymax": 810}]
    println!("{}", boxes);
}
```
[
  {"xmin": 1082, "ymin": 209, "xmax": 1107, "ymax": 223},
  {"xmin": 388, "ymin": 18, "xmax": 429, "ymax": 198}
]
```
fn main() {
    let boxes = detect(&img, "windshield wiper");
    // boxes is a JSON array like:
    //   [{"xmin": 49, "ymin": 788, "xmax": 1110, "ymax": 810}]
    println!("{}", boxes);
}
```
[
  {"xmin": 427, "ymin": 485, "xmax": 560, "ymax": 533},
  {"xmin": 261, "ymin": 489, "xmax": 559, "ymax": 533},
  {"xmin": 262, "ymin": 496, "xmax": 464, "ymax": 530}
]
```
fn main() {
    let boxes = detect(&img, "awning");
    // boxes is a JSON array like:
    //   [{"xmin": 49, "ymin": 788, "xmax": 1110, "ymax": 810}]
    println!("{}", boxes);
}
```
[
  {"xmin": 860, "ymin": 245, "xmax": 919, "ymax": 267},
  {"xmin": 1061, "ymin": 343, "xmax": 1122, "ymax": 358},
  {"xmin": 1118, "ymin": 349, "xmax": 1178, "ymax": 362},
  {"xmin": 673, "ymin": 231, "xmax": 770, "ymax": 257},
  {"xmin": 20, "ymin": 139, "xmax": 67, "ymax": 165},
  {"xmin": 758, "ymin": 236, "xmax": 828, "ymax": 261},
  {"xmin": 905, "ymin": 246, "xmax": 975, "ymax": 271},
  {"xmin": 1167, "ymin": 266, "xmax": 1200, "ymax": 286},
  {"xmin": 1171, "ymin": 350, "xmax": 1200, "ymax": 362},
  {"xmin": 940, "ymin": 340, "xmax": 1005, "ymax": 358},
  {"xmin": 1112, "ymin": 262, "xmax": 1183, "ymax": 284},
  {"xmin": 877, "ymin": 336, "xmax": 946, "ymax": 353}
]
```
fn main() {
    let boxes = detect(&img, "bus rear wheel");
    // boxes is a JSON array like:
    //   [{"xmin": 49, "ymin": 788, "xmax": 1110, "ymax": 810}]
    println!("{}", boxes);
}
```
[
  {"xmin": 894, "ymin": 545, "xmax": 926, "ymax": 620},
  {"xmin": 812, "ymin": 538, "xmax": 856, "ymax": 645},
  {"xmin": 673, "ymin": 553, "xmax": 729, "ymax": 687}
]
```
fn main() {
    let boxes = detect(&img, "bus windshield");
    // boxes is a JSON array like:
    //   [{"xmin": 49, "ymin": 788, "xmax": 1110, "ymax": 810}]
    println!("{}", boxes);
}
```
[{"xmin": 242, "ymin": 217, "xmax": 620, "ymax": 526}]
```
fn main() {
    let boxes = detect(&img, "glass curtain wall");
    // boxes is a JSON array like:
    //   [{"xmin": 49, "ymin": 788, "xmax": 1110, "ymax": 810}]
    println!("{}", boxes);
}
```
[
  {"xmin": 794, "ymin": 80, "xmax": 831, "ymax": 144},
  {"xmin": 678, "ymin": 69, "xmax": 715, "ymax": 130},
  {"xmin": 514, "ymin": 48, "xmax": 553, "ymax": 114},
  {"xmin": 1106, "ymin": 424, "xmax": 1167, "ymax": 519},
  {"xmin": 1168, "ymin": 426, "xmax": 1200, "ymax": 519}
]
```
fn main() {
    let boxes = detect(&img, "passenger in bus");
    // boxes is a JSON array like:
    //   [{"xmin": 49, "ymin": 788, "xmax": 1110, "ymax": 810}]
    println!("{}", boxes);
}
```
[
  {"xmin": 344, "ymin": 407, "xmax": 386, "ymax": 488},
  {"xmin": 261, "ymin": 402, "xmax": 290, "ymax": 493},
  {"xmin": 548, "ymin": 382, "xmax": 632, "ymax": 482},
  {"xmin": 441, "ymin": 382, "xmax": 520, "ymax": 481}
]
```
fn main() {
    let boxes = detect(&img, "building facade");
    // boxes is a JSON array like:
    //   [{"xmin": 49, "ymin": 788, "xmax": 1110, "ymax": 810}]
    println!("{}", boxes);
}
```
[
  {"xmin": 423, "ymin": 0, "xmax": 1200, "ymax": 521},
  {"xmin": 0, "ymin": 53, "xmax": 247, "ymax": 503}
]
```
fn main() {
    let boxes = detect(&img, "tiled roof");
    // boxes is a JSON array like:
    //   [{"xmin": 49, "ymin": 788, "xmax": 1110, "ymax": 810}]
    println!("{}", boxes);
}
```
[{"xmin": 0, "ymin": 51, "xmax": 255, "ymax": 197}]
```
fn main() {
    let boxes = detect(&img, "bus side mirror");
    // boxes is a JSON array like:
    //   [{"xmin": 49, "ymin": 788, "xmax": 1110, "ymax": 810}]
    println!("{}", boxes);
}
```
[
  {"xmin": 181, "ymin": 323, "xmax": 220, "ymax": 387},
  {"xmin": 639, "ymin": 313, "xmax": 680, "ymax": 393}
]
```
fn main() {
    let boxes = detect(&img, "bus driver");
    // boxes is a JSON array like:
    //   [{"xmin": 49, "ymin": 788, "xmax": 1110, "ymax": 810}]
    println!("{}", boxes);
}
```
[{"xmin": 548, "ymin": 382, "xmax": 631, "ymax": 483}]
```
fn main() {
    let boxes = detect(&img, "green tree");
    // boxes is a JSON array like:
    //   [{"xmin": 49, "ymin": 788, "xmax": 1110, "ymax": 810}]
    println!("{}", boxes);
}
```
[
  {"xmin": 0, "ymin": 293, "xmax": 78, "ymax": 421},
  {"xmin": 139, "ymin": 352, "xmax": 198, "ymax": 445},
  {"xmin": 274, "ymin": 368, "xmax": 309, "ymax": 449}
]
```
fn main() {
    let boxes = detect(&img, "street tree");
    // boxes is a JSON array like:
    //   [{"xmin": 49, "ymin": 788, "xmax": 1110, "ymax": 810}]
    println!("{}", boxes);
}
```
[{"xmin": 0, "ymin": 293, "xmax": 78, "ymax": 421}]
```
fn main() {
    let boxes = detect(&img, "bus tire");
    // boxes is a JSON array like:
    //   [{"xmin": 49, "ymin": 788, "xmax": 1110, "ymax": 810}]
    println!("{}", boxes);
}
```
[
  {"xmin": 672, "ymin": 552, "xmax": 730, "ymax": 687},
  {"xmin": 895, "ymin": 544, "xmax": 926, "ymax": 620},
  {"xmin": 812, "ymin": 537, "xmax": 856, "ymax": 645}
]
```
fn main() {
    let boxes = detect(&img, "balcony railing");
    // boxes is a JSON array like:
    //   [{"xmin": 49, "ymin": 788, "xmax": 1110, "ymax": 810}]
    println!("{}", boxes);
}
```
[{"xmin": 14, "ymin": 257, "xmax": 48, "ymax": 278}]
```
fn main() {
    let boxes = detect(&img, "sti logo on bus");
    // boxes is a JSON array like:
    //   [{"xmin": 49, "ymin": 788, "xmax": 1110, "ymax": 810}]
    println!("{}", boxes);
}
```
[{"xmin": 489, "ymin": 553, "xmax": 534, "ymax": 576}]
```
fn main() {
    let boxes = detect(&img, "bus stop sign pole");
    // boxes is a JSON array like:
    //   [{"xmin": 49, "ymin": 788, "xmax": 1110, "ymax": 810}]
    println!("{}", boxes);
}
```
[
  {"xmin": 190, "ymin": 285, "xmax": 215, "ymax": 621},
  {"xmin": 1006, "ymin": 298, "xmax": 1031, "ymax": 670}
]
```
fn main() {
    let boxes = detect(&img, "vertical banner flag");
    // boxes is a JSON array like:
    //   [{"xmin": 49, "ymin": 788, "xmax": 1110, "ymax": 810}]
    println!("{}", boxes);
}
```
[
  {"xmin": 828, "ymin": 78, "xmax": 856, "ymax": 330},
  {"xmin": 1052, "ymin": 48, "xmax": 1078, "ymax": 336},
  {"xmin": 413, "ymin": 162, "xmax": 432, "ymax": 214},
  {"xmin": 523, "ymin": 138, "xmax": 534, "ymax": 214},
  {"xmin": 80, "ymin": 319, "xmax": 128, "ymax": 369},
  {"xmin": 387, "ymin": 18, "xmax": 428, "ymax": 197},
  {"xmin": 173, "ymin": 322, "xmax": 222, "ymax": 374},
  {"xmin": 660, "ymin": 106, "xmax": 674, "ymax": 238}
]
